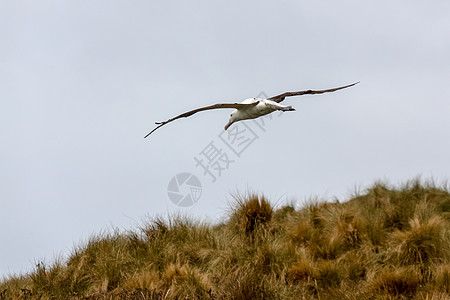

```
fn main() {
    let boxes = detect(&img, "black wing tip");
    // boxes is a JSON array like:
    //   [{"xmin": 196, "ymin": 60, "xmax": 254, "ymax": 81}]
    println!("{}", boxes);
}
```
[
  {"xmin": 339, "ymin": 81, "xmax": 359, "ymax": 88},
  {"xmin": 333, "ymin": 81, "xmax": 360, "ymax": 91},
  {"xmin": 144, "ymin": 129, "xmax": 158, "ymax": 138},
  {"xmin": 144, "ymin": 129, "xmax": 154, "ymax": 138},
  {"xmin": 144, "ymin": 122, "xmax": 167, "ymax": 138}
]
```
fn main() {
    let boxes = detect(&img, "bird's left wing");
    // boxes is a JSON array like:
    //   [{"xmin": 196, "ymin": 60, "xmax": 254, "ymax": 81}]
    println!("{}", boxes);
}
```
[
  {"xmin": 144, "ymin": 102, "xmax": 258, "ymax": 138},
  {"xmin": 268, "ymin": 82, "xmax": 359, "ymax": 103}
]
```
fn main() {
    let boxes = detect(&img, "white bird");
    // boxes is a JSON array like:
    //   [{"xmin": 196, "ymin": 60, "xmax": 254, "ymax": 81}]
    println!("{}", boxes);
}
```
[{"xmin": 144, "ymin": 82, "xmax": 359, "ymax": 138}]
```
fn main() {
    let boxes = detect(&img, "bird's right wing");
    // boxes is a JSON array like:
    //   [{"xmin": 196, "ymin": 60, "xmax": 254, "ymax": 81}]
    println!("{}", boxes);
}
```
[
  {"xmin": 144, "ymin": 102, "xmax": 258, "ymax": 138},
  {"xmin": 268, "ymin": 82, "xmax": 359, "ymax": 103}
]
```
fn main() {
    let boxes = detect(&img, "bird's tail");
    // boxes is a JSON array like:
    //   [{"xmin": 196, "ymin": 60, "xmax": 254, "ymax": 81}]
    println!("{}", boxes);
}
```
[{"xmin": 280, "ymin": 106, "xmax": 295, "ymax": 112}]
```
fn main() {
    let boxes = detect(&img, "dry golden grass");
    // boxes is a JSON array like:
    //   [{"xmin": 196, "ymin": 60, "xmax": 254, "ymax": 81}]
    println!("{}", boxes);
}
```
[{"xmin": 1, "ymin": 180, "xmax": 450, "ymax": 299}]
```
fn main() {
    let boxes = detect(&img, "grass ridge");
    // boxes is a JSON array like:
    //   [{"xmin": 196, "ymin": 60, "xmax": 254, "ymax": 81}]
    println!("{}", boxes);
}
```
[{"xmin": 1, "ymin": 180, "xmax": 450, "ymax": 299}]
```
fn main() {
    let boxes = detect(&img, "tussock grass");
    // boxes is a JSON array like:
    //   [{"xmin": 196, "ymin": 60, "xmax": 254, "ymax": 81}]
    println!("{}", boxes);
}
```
[
  {"xmin": 228, "ymin": 192, "xmax": 273, "ymax": 238},
  {"xmin": 368, "ymin": 266, "xmax": 420, "ymax": 297},
  {"xmin": 1, "ymin": 180, "xmax": 450, "ymax": 299}
]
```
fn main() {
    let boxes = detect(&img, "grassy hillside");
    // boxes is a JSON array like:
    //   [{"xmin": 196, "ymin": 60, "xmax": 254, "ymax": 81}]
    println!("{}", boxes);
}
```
[{"xmin": 1, "ymin": 180, "xmax": 450, "ymax": 299}]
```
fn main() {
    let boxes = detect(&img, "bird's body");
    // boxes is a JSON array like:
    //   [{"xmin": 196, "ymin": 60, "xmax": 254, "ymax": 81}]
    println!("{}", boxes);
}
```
[
  {"xmin": 144, "ymin": 82, "xmax": 359, "ymax": 138},
  {"xmin": 241, "ymin": 98, "xmax": 294, "ymax": 117},
  {"xmin": 224, "ymin": 98, "xmax": 295, "ymax": 130}
]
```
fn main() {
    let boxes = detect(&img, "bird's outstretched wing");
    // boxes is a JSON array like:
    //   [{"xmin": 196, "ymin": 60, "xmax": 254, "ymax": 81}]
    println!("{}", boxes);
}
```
[
  {"xmin": 267, "ymin": 82, "xmax": 359, "ymax": 103},
  {"xmin": 144, "ymin": 102, "xmax": 258, "ymax": 138}
]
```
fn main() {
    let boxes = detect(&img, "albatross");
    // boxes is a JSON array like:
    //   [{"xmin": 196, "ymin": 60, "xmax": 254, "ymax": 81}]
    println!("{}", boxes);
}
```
[{"xmin": 144, "ymin": 82, "xmax": 359, "ymax": 138}]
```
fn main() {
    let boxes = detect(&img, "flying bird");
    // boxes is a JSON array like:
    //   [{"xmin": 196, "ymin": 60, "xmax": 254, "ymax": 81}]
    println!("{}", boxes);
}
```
[{"xmin": 144, "ymin": 82, "xmax": 359, "ymax": 138}]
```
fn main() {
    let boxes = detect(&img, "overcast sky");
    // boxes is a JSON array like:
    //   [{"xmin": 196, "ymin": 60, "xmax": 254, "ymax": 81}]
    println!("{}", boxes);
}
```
[{"xmin": 1, "ymin": 1, "xmax": 450, "ymax": 276}]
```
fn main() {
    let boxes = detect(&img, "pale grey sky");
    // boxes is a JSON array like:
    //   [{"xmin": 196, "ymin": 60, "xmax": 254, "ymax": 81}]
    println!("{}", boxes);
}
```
[{"xmin": 1, "ymin": 1, "xmax": 450, "ymax": 276}]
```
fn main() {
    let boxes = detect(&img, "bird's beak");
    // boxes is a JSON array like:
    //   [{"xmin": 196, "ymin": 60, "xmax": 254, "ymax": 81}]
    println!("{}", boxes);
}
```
[{"xmin": 224, "ymin": 120, "xmax": 233, "ymax": 130}]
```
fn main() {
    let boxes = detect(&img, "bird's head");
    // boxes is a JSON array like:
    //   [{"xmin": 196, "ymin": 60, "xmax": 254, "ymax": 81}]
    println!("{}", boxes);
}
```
[{"xmin": 224, "ymin": 110, "xmax": 240, "ymax": 130}]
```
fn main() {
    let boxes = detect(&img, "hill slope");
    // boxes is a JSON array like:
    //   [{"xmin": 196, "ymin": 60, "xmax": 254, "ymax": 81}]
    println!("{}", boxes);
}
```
[{"xmin": 1, "ymin": 180, "xmax": 450, "ymax": 299}]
